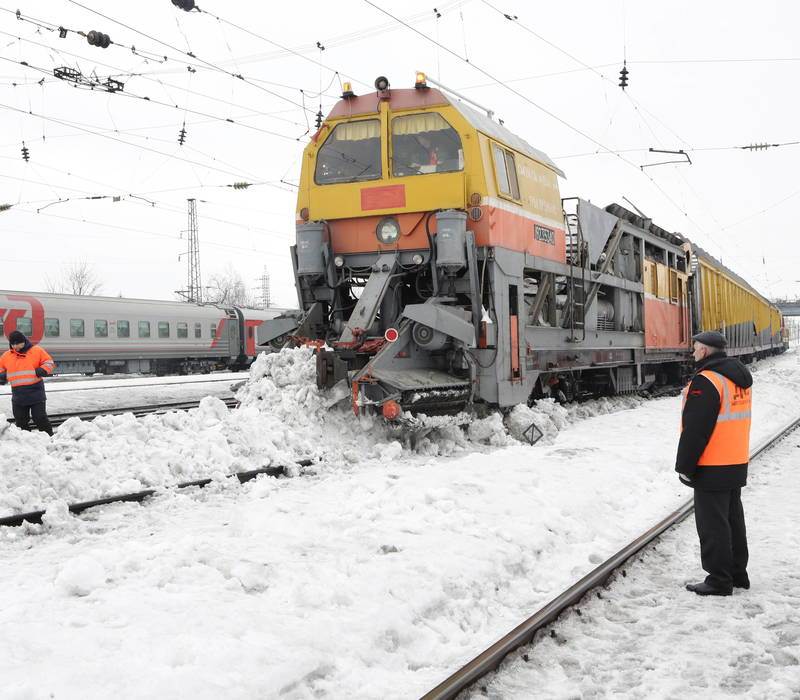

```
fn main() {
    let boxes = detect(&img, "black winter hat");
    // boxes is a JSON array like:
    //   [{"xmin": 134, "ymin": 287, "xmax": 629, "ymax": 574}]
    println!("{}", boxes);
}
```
[
  {"xmin": 8, "ymin": 330, "xmax": 26, "ymax": 345},
  {"xmin": 691, "ymin": 330, "xmax": 727, "ymax": 349}
]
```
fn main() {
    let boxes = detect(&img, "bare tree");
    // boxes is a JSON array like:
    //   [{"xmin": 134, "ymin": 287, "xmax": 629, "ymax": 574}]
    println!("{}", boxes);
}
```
[
  {"xmin": 204, "ymin": 264, "xmax": 256, "ymax": 307},
  {"xmin": 44, "ymin": 260, "xmax": 103, "ymax": 296}
]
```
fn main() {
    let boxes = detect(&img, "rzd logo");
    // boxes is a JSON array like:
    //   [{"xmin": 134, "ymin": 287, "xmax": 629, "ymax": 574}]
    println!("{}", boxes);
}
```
[{"xmin": 0, "ymin": 295, "xmax": 45, "ymax": 344}]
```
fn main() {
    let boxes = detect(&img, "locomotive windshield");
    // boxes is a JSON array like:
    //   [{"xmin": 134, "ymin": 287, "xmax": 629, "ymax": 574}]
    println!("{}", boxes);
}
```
[
  {"xmin": 392, "ymin": 112, "xmax": 463, "ymax": 176},
  {"xmin": 314, "ymin": 119, "xmax": 381, "ymax": 184}
]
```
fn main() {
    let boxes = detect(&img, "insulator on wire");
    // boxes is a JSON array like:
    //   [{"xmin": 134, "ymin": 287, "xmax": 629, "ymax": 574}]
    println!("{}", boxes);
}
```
[
  {"xmin": 232, "ymin": 182, "xmax": 251, "ymax": 190},
  {"xmin": 86, "ymin": 30, "xmax": 111, "ymax": 48},
  {"xmin": 619, "ymin": 61, "xmax": 629, "ymax": 89},
  {"xmin": 58, "ymin": 26, "xmax": 67, "ymax": 38},
  {"xmin": 171, "ymin": 0, "xmax": 196, "ymax": 10},
  {"xmin": 178, "ymin": 126, "xmax": 187, "ymax": 145},
  {"xmin": 0, "ymin": 203, "xmax": 12, "ymax": 212},
  {"xmin": 315, "ymin": 110, "xmax": 323, "ymax": 129},
  {"xmin": 21, "ymin": 142, "xmax": 30, "ymax": 162}
]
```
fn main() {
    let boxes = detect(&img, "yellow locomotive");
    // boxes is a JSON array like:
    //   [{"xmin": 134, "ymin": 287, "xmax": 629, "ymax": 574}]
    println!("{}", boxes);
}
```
[{"xmin": 261, "ymin": 73, "xmax": 786, "ymax": 417}]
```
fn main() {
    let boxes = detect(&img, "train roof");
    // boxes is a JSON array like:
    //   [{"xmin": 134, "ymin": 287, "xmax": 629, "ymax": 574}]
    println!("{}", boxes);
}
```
[
  {"xmin": 325, "ymin": 86, "xmax": 565, "ymax": 178},
  {"xmin": 0, "ymin": 289, "xmax": 291, "ymax": 314}
]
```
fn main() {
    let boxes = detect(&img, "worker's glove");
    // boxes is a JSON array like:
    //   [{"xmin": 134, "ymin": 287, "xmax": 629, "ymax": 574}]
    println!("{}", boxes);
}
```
[
  {"xmin": 678, "ymin": 473, "xmax": 693, "ymax": 486},
  {"xmin": 0, "ymin": 372, "xmax": 6, "ymax": 385},
  {"xmin": 35, "ymin": 367, "xmax": 48, "ymax": 377}
]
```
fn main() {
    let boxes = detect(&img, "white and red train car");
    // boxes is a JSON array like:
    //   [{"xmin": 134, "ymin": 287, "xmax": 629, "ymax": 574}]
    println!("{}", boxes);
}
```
[{"xmin": 0, "ymin": 290, "xmax": 288, "ymax": 375}]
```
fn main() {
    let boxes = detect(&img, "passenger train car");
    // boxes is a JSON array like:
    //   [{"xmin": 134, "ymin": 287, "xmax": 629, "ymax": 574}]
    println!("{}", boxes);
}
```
[
  {"xmin": 0, "ymin": 290, "xmax": 288, "ymax": 375},
  {"xmin": 254, "ymin": 72, "xmax": 786, "ymax": 417}
]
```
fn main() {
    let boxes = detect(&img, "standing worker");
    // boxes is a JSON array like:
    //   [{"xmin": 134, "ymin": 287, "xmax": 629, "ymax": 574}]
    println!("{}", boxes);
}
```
[
  {"xmin": 0, "ymin": 330, "xmax": 55, "ymax": 436},
  {"xmin": 676, "ymin": 330, "xmax": 752, "ymax": 596}
]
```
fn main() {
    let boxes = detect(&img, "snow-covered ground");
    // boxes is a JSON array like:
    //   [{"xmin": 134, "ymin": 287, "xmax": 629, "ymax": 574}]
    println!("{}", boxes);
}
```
[
  {"xmin": 1, "ymin": 348, "xmax": 798, "ymax": 698},
  {"xmin": 467, "ymin": 433, "xmax": 800, "ymax": 699},
  {"xmin": 0, "ymin": 372, "xmax": 248, "ymax": 415}
]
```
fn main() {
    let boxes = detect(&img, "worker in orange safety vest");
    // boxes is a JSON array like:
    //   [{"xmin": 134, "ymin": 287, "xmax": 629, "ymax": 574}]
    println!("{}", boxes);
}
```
[
  {"xmin": 676, "ymin": 330, "xmax": 752, "ymax": 597},
  {"xmin": 0, "ymin": 330, "xmax": 55, "ymax": 436}
]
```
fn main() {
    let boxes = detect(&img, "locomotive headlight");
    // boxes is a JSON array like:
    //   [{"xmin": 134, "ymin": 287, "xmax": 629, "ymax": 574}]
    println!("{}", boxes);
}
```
[
  {"xmin": 334, "ymin": 255, "xmax": 345, "ymax": 267},
  {"xmin": 376, "ymin": 217, "xmax": 401, "ymax": 245},
  {"xmin": 411, "ymin": 253, "xmax": 424, "ymax": 265}
]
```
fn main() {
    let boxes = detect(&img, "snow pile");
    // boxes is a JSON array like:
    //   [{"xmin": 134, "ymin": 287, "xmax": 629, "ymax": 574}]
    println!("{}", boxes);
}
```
[{"xmin": 0, "ymin": 346, "xmax": 792, "ymax": 518}]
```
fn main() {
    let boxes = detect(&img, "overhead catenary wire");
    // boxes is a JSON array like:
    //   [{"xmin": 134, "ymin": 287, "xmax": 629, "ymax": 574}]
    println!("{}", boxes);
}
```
[
  {"xmin": 63, "ymin": 0, "xmax": 316, "ymax": 114},
  {"xmin": 0, "ymin": 100, "xmax": 299, "ymax": 187},
  {"xmin": 361, "ymin": 0, "xmax": 709, "ymax": 238},
  {"xmin": 0, "ymin": 51, "xmax": 316, "ymax": 143}
]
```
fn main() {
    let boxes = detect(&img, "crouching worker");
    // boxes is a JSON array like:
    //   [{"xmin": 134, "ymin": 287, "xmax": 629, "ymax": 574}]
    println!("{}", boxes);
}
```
[{"xmin": 0, "ymin": 330, "xmax": 55, "ymax": 436}]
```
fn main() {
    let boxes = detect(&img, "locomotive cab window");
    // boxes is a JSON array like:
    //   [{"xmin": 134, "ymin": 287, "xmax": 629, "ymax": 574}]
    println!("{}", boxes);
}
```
[
  {"xmin": 117, "ymin": 320, "xmax": 130, "ymax": 338},
  {"xmin": 211, "ymin": 323, "xmax": 217, "ymax": 339},
  {"xmin": 94, "ymin": 320, "xmax": 108, "ymax": 338},
  {"xmin": 138, "ymin": 321, "xmax": 151, "ymax": 338},
  {"xmin": 158, "ymin": 322, "xmax": 170, "ymax": 339},
  {"xmin": 16, "ymin": 317, "xmax": 33, "ymax": 336},
  {"xmin": 44, "ymin": 318, "xmax": 60, "ymax": 337},
  {"xmin": 70, "ymin": 319, "xmax": 85, "ymax": 338},
  {"xmin": 492, "ymin": 145, "xmax": 520, "ymax": 200},
  {"xmin": 392, "ymin": 113, "xmax": 463, "ymax": 176},
  {"xmin": 314, "ymin": 119, "xmax": 381, "ymax": 185}
]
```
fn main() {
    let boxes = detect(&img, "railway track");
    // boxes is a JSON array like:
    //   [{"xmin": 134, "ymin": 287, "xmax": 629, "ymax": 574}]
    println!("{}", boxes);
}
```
[
  {"xmin": 0, "ymin": 458, "xmax": 311, "ymax": 528},
  {"xmin": 421, "ymin": 416, "xmax": 800, "ymax": 700},
  {"xmin": 4, "ymin": 397, "xmax": 240, "ymax": 429}
]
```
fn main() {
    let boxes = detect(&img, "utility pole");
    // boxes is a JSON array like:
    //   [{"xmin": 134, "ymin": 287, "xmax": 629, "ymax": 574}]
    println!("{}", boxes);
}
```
[
  {"xmin": 255, "ymin": 266, "xmax": 271, "ymax": 309},
  {"xmin": 176, "ymin": 198, "xmax": 202, "ymax": 303}
]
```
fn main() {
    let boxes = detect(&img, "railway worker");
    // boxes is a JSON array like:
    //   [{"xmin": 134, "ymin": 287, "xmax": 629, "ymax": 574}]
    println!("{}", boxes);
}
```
[
  {"xmin": 676, "ymin": 330, "xmax": 752, "ymax": 596},
  {"xmin": 0, "ymin": 330, "xmax": 55, "ymax": 436}
]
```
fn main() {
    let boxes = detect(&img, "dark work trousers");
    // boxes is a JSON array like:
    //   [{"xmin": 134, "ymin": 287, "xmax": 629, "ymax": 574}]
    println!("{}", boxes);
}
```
[
  {"xmin": 12, "ymin": 401, "xmax": 53, "ymax": 436},
  {"xmin": 693, "ymin": 488, "xmax": 748, "ymax": 590}
]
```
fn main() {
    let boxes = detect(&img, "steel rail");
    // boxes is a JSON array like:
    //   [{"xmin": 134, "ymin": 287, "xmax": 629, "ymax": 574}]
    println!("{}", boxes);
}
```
[
  {"xmin": 0, "ymin": 460, "xmax": 312, "ymax": 528},
  {"xmin": 421, "ymin": 415, "xmax": 800, "ymax": 700},
  {"xmin": 5, "ymin": 397, "xmax": 240, "ymax": 429}
]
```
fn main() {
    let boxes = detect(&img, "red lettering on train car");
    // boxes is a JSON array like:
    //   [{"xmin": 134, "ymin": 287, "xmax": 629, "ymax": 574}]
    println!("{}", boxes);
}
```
[
  {"xmin": 0, "ymin": 295, "xmax": 45, "ymax": 343},
  {"xmin": 209, "ymin": 319, "xmax": 227, "ymax": 349},
  {"xmin": 360, "ymin": 185, "xmax": 405, "ymax": 211}
]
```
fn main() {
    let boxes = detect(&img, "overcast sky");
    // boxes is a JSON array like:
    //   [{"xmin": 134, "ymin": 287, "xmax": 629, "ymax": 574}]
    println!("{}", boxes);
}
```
[{"xmin": 2, "ymin": 0, "xmax": 798, "ymax": 306}]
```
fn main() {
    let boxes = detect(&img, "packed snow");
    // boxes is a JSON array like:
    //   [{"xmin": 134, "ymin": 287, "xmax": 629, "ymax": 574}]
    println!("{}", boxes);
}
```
[{"xmin": 0, "ymin": 347, "xmax": 799, "ymax": 698}]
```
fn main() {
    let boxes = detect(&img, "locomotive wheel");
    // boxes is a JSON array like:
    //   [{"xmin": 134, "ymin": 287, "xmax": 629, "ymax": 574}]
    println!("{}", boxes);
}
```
[{"xmin": 269, "ymin": 334, "xmax": 289, "ymax": 351}]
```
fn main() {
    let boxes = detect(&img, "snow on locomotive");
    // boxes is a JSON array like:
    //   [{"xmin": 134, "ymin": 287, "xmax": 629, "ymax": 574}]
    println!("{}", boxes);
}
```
[
  {"xmin": 259, "ymin": 72, "xmax": 787, "ymax": 417},
  {"xmin": 0, "ymin": 290, "xmax": 287, "ymax": 375}
]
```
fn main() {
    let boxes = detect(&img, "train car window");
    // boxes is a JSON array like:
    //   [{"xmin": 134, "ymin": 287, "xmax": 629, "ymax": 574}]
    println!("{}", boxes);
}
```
[
  {"xmin": 117, "ymin": 320, "xmax": 130, "ymax": 338},
  {"xmin": 211, "ymin": 323, "xmax": 217, "ymax": 339},
  {"xmin": 194, "ymin": 322, "xmax": 202, "ymax": 339},
  {"xmin": 492, "ymin": 145, "xmax": 520, "ymax": 200},
  {"xmin": 314, "ymin": 119, "xmax": 381, "ymax": 185},
  {"xmin": 391, "ymin": 113, "xmax": 463, "ymax": 176},
  {"xmin": 16, "ymin": 317, "xmax": 33, "ymax": 336},
  {"xmin": 158, "ymin": 322, "xmax": 170, "ymax": 339},
  {"xmin": 177, "ymin": 322, "xmax": 188, "ymax": 339},
  {"xmin": 94, "ymin": 320, "xmax": 108, "ymax": 338},
  {"xmin": 44, "ymin": 318, "xmax": 60, "ymax": 337},
  {"xmin": 70, "ymin": 319, "xmax": 85, "ymax": 338},
  {"xmin": 138, "ymin": 321, "xmax": 151, "ymax": 338}
]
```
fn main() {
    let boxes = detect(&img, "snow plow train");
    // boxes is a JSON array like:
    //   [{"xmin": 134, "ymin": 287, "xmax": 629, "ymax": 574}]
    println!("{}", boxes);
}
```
[{"xmin": 259, "ymin": 72, "xmax": 787, "ymax": 419}]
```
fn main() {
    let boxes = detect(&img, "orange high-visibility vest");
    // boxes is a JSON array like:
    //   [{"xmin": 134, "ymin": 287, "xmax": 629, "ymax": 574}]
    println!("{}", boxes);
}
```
[
  {"xmin": 0, "ymin": 345, "xmax": 55, "ymax": 388},
  {"xmin": 682, "ymin": 369, "xmax": 751, "ymax": 466}
]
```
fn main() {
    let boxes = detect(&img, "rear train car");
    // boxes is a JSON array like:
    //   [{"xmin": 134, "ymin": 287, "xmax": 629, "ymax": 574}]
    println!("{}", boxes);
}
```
[{"xmin": 0, "ymin": 290, "xmax": 287, "ymax": 375}]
